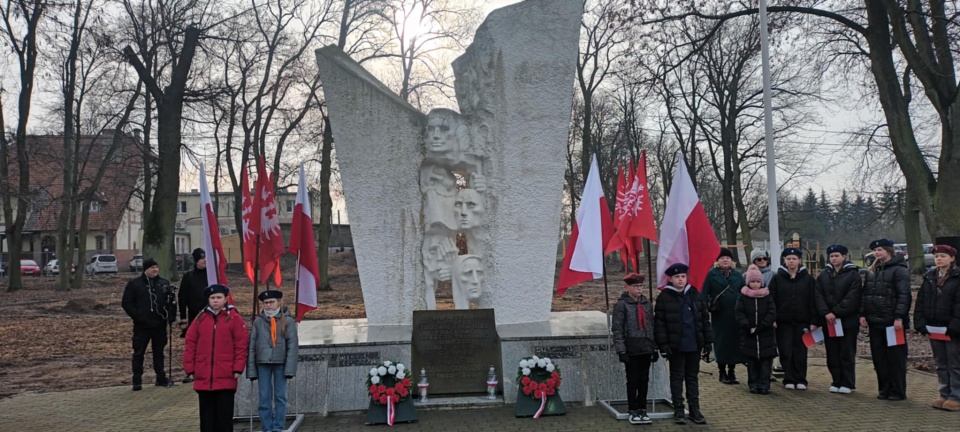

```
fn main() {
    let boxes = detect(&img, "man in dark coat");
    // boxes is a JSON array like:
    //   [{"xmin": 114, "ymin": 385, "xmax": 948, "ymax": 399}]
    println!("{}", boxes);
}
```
[
  {"xmin": 814, "ymin": 244, "xmax": 861, "ymax": 394},
  {"xmin": 769, "ymin": 247, "xmax": 816, "ymax": 390},
  {"xmin": 655, "ymin": 263, "xmax": 713, "ymax": 425},
  {"xmin": 612, "ymin": 273, "xmax": 658, "ymax": 424},
  {"xmin": 861, "ymin": 238, "xmax": 912, "ymax": 401},
  {"xmin": 178, "ymin": 248, "xmax": 208, "ymax": 383},
  {"xmin": 702, "ymin": 248, "xmax": 745, "ymax": 384},
  {"xmin": 121, "ymin": 257, "xmax": 175, "ymax": 390}
]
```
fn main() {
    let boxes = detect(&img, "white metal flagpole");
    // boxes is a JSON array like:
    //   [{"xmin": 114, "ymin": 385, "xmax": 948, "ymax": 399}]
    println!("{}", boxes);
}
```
[{"xmin": 759, "ymin": 0, "xmax": 781, "ymax": 259}]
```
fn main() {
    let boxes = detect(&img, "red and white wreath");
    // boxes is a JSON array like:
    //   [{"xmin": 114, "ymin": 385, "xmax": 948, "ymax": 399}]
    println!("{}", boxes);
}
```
[{"xmin": 366, "ymin": 360, "xmax": 411, "ymax": 426}]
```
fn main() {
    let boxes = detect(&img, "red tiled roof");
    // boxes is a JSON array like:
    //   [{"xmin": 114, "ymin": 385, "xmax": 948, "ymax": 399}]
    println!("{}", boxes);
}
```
[{"xmin": 5, "ymin": 131, "xmax": 143, "ymax": 233}]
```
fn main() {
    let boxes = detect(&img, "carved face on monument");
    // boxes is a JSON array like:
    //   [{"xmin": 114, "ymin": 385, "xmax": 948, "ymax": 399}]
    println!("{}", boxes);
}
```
[
  {"xmin": 454, "ymin": 189, "xmax": 484, "ymax": 230},
  {"xmin": 422, "ymin": 234, "xmax": 455, "ymax": 274},
  {"xmin": 454, "ymin": 255, "xmax": 483, "ymax": 301},
  {"xmin": 419, "ymin": 164, "xmax": 456, "ymax": 195},
  {"xmin": 425, "ymin": 109, "xmax": 463, "ymax": 156}
]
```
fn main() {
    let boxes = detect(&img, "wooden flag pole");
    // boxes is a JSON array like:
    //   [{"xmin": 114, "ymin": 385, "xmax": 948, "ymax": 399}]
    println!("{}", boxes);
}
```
[{"xmin": 645, "ymin": 239, "xmax": 654, "ymax": 300}]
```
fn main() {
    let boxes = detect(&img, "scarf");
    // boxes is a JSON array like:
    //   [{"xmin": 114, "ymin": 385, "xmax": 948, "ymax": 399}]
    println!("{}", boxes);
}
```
[
  {"xmin": 636, "ymin": 301, "xmax": 647, "ymax": 330},
  {"xmin": 740, "ymin": 286, "xmax": 770, "ymax": 298}
]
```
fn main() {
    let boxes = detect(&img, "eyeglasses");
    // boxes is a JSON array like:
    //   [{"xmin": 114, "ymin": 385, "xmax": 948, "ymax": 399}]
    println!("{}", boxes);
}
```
[{"xmin": 754, "ymin": 257, "xmax": 768, "ymax": 262}]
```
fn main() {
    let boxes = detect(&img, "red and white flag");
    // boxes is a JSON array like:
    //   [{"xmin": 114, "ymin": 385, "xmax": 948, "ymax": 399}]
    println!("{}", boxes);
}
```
[
  {"xmin": 802, "ymin": 327, "xmax": 824, "ymax": 348},
  {"xmin": 827, "ymin": 319, "xmax": 844, "ymax": 338},
  {"xmin": 199, "ymin": 163, "xmax": 232, "ymax": 304},
  {"xmin": 289, "ymin": 164, "xmax": 319, "ymax": 322},
  {"xmin": 927, "ymin": 326, "xmax": 952, "ymax": 341},
  {"xmin": 886, "ymin": 326, "xmax": 906, "ymax": 346},
  {"xmin": 606, "ymin": 151, "xmax": 658, "ymax": 262},
  {"xmin": 240, "ymin": 163, "xmax": 259, "ymax": 284},
  {"xmin": 656, "ymin": 158, "xmax": 720, "ymax": 290},
  {"xmin": 557, "ymin": 154, "xmax": 613, "ymax": 296},
  {"xmin": 255, "ymin": 158, "xmax": 286, "ymax": 285}
]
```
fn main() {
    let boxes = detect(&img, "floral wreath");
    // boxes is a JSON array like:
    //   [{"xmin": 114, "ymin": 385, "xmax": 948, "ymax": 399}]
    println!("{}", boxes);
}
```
[
  {"xmin": 516, "ymin": 355, "xmax": 561, "ymax": 399},
  {"xmin": 366, "ymin": 360, "xmax": 412, "ymax": 405}
]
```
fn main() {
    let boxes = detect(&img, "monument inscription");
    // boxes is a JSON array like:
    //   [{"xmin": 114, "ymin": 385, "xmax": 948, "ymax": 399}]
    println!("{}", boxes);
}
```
[{"xmin": 411, "ymin": 309, "xmax": 502, "ymax": 395}]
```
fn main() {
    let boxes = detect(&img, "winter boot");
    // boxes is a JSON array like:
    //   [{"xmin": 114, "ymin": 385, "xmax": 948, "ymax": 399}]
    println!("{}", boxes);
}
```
[
  {"xmin": 688, "ymin": 407, "xmax": 707, "ymax": 424},
  {"xmin": 718, "ymin": 365, "xmax": 729, "ymax": 383},
  {"xmin": 727, "ymin": 365, "xmax": 739, "ymax": 385},
  {"xmin": 673, "ymin": 403, "xmax": 686, "ymax": 425}
]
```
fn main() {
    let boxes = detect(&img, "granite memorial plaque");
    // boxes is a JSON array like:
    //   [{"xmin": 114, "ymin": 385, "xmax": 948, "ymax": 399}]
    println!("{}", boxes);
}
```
[{"xmin": 411, "ymin": 309, "xmax": 502, "ymax": 395}]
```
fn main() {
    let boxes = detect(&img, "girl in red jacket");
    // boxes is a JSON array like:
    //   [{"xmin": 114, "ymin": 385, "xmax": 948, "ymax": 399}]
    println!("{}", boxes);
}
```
[{"xmin": 183, "ymin": 284, "xmax": 249, "ymax": 432}]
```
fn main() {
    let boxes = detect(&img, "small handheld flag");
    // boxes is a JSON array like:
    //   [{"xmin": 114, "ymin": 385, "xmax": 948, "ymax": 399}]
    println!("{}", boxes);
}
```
[
  {"xmin": 802, "ymin": 327, "xmax": 824, "ymax": 348},
  {"xmin": 827, "ymin": 319, "xmax": 844, "ymax": 338},
  {"xmin": 927, "ymin": 326, "xmax": 951, "ymax": 341},
  {"xmin": 885, "ymin": 326, "xmax": 906, "ymax": 346}
]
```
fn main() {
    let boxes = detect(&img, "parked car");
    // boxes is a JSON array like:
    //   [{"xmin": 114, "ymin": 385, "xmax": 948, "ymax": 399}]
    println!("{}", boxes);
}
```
[
  {"xmin": 43, "ymin": 259, "xmax": 76, "ymax": 276},
  {"xmin": 20, "ymin": 259, "xmax": 41, "ymax": 276},
  {"xmin": 893, "ymin": 243, "xmax": 909, "ymax": 260},
  {"xmin": 175, "ymin": 253, "xmax": 193, "ymax": 272},
  {"xmin": 129, "ymin": 254, "xmax": 143, "ymax": 272},
  {"xmin": 85, "ymin": 254, "xmax": 118, "ymax": 275}
]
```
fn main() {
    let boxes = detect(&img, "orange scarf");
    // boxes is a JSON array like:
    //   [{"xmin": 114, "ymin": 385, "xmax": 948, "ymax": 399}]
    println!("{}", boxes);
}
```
[{"xmin": 270, "ymin": 317, "xmax": 277, "ymax": 347}]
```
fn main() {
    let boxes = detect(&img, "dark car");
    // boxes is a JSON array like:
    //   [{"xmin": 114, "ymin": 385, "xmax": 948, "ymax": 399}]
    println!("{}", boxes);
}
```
[{"xmin": 175, "ymin": 253, "xmax": 194, "ymax": 272}]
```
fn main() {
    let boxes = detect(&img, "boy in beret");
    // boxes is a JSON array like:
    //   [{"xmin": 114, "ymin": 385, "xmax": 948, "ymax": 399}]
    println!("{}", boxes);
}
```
[
  {"xmin": 121, "ymin": 257, "xmax": 175, "ymax": 390},
  {"xmin": 184, "ymin": 284, "xmax": 249, "ymax": 432},
  {"xmin": 861, "ymin": 238, "xmax": 911, "ymax": 401},
  {"xmin": 814, "ymin": 244, "xmax": 861, "ymax": 394},
  {"xmin": 654, "ymin": 263, "xmax": 713, "ymax": 425},
  {"xmin": 769, "ymin": 247, "xmax": 816, "ymax": 390},
  {"xmin": 248, "ymin": 290, "xmax": 299, "ymax": 432},
  {"xmin": 914, "ymin": 240, "xmax": 960, "ymax": 411},
  {"xmin": 612, "ymin": 273, "xmax": 657, "ymax": 424}
]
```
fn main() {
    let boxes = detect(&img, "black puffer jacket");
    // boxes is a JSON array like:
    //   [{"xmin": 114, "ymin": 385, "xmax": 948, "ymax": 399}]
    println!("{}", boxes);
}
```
[
  {"xmin": 612, "ymin": 292, "xmax": 657, "ymax": 355},
  {"xmin": 814, "ymin": 262, "xmax": 862, "ymax": 331},
  {"xmin": 735, "ymin": 289, "xmax": 778, "ymax": 359},
  {"xmin": 769, "ymin": 266, "xmax": 816, "ymax": 326},
  {"xmin": 860, "ymin": 254, "xmax": 911, "ymax": 327},
  {"xmin": 122, "ymin": 273, "xmax": 176, "ymax": 328},
  {"xmin": 654, "ymin": 285, "xmax": 713, "ymax": 354},
  {"xmin": 914, "ymin": 267, "xmax": 960, "ymax": 337}
]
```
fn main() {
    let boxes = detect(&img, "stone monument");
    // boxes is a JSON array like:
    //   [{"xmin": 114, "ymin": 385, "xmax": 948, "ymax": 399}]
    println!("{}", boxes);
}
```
[{"xmin": 315, "ymin": 0, "xmax": 583, "ymax": 325}]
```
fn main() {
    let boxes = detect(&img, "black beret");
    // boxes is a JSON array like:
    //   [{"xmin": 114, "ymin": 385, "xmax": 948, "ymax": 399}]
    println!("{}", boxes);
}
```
[
  {"xmin": 781, "ymin": 247, "xmax": 802, "ymax": 259},
  {"xmin": 203, "ymin": 284, "xmax": 230, "ymax": 298},
  {"xmin": 623, "ymin": 273, "xmax": 645, "ymax": 285},
  {"xmin": 143, "ymin": 257, "xmax": 159, "ymax": 269},
  {"xmin": 717, "ymin": 248, "xmax": 734, "ymax": 260},
  {"xmin": 192, "ymin": 248, "xmax": 205, "ymax": 263},
  {"xmin": 869, "ymin": 238, "xmax": 894, "ymax": 250},
  {"xmin": 258, "ymin": 290, "xmax": 283, "ymax": 301},
  {"xmin": 664, "ymin": 263, "xmax": 689, "ymax": 277},
  {"xmin": 826, "ymin": 244, "xmax": 848, "ymax": 255}
]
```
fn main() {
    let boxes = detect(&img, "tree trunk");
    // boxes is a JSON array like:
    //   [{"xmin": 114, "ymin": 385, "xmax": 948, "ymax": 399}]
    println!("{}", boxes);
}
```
[
  {"xmin": 317, "ymin": 116, "xmax": 334, "ymax": 291},
  {"xmin": 904, "ymin": 188, "xmax": 925, "ymax": 274}
]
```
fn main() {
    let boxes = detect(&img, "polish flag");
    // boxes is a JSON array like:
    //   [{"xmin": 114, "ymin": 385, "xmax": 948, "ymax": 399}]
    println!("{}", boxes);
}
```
[
  {"xmin": 886, "ymin": 326, "xmax": 906, "ymax": 346},
  {"xmin": 655, "ymin": 158, "xmax": 720, "ymax": 290},
  {"xmin": 289, "ymin": 164, "xmax": 319, "ymax": 322},
  {"xmin": 802, "ymin": 327, "xmax": 824, "ymax": 348},
  {"xmin": 199, "ymin": 163, "xmax": 232, "ymax": 304},
  {"xmin": 240, "ymin": 163, "xmax": 258, "ymax": 285},
  {"xmin": 557, "ymin": 154, "xmax": 613, "ymax": 296},
  {"xmin": 926, "ymin": 326, "xmax": 952, "ymax": 341},
  {"xmin": 827, "ymin": 319, "xmax": 844, "ymax": 337}
]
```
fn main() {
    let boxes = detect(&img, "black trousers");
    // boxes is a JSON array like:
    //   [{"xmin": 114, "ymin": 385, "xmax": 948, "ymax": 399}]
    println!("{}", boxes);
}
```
[
  {"xmin": 868, "ymin": 326, "xmax": 908, "ymax": 399},
  {"xmin": 776, "ymin": 324, "xmax": 808, "ymax": 385},
  {"xmin": 668, "ymin": 351, "xmax": 701, "ymax": 409},
  {"xmin": 132, "ymin": 324, "xmax": 167, "ymax": 384},
  {"xmin": 746, "ymin": 357, "xmax": 773, "ymax": 391},
  {"xmin": 198, "ymin": 390, "xmax": 235, "ymax": 432},
  {"xmin": 624, "ymin": 354, "xmax": 653, "ymax": 411},
  {"xmin": 824, "ymin": 329, "xmax": 858, "ymax": 389}
]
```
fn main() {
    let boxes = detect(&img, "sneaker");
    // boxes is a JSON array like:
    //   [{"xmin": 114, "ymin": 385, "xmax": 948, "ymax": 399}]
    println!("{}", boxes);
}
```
[
  {"xmin": 181, "ymin": 376, "xmax": 194, "ymax": 384},
  {"xmin": 749, "ymin": 388, "xmax": 758, "ymax": 394},
  {"xmin": 637, "ymin": 410, "xmax": 652, "ymax": 425},
  {"xmin": 155, "ymin": 379, "xmax": 174, "ymax": 387},
  {"xmin": 673, "ymin": 408, "xmax": 686, "ymax": 425},
  {"xmin": 829, "ymin": 386, "xmax": 839, "ymax": 393},
  {"xmin": 759, "ymin": 388, "xmax": 770, "ymax": 395},
  {"xmin": 132, "ymin": 384, "xmax": 142, "ymax": 391},
  {"xmin": 942, "ymin": 400, "xmax": 960, "ymax": 411},
  {"xmin": 796, "ymin": 383, "xmax": 807, "ymax": 390},
  {"xmin": 628, "ymin": 410, "xmax": 642, "ymax": 425},
  {"xmin": 688, "ymin": 408, "xmax": 707, "ymax": 425},
  {"xmin": 785, "ymin": 383, "xmax": 795, "ymax": 390},
  {"xmin": 838, "ymin": 387, "xmax": 852, "ymax": 394},
  {"xmin": 933, "ymin": 397, "xmax": 947, "ymax": 409}
]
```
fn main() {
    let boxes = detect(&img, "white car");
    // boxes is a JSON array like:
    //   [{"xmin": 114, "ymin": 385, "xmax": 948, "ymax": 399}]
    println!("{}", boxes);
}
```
[
  {"xmin": 85, "ymin": 254, "xmax": 119, "ymax": 275},
  {"xmin": 43, "ymin": 259, "xmax": 76, "ymax": 276},
  {"xmin": 129, "ymin": 254, "xmax": 143, "ymax": 272}
]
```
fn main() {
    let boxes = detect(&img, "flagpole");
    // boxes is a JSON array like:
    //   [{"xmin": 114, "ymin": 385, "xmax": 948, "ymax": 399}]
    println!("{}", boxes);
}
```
[
  {"xmin": 602, "ymin": 258, "xmax": 612, "ymax": 348},
  {"xmin": 294, "ymin": 251, "xmax": 301, "ymax": 320},
  {"xmin": 644, "ymin": 239, "xmax": 654, "ymax": 300},
  {"xmin": 760, "ymin": 0, "xmax": 781, "ymax": 258}
]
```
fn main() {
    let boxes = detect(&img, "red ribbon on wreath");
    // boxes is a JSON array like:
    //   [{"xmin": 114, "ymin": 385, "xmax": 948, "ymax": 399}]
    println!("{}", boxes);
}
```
[{"xmin": 520, "ymin": 371, "xmax": 561, "ymax": 419}]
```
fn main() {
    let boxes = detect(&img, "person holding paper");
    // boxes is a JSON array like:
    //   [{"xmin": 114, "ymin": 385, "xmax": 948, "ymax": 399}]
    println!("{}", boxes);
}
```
[
  {"xmin": 860, "ymin": 238, "xmax": 911, "ymax": 401},
  {"xmin": 814, "ymin": 244, "xmax": 861, "ymax": 394},
  {"xmin": 914, "ymin": 243, "xmax": 960, "ymax": 411},
  {"xmin": 769, "ymin": 247, "xmax": 816, "ymax": 390}
]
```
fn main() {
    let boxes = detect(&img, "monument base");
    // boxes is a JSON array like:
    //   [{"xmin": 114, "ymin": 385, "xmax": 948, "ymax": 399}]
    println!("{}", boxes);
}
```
[{"xmin": 235, "ymin": 311, "xmax": 670, "ymax": 416}]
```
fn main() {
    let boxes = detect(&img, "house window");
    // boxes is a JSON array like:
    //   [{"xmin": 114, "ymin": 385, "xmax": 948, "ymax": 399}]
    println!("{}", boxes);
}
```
[
  {"xmin": 89, "ymin": 201, "xmax": 101, "ymax": 212},
  {"xmin": 95, "ymin": 235, "xmax": 105, "ymax": 251},
  {"xmin": 177, "ymin": 201, "xmax": 187, "ymax": 214},
  {"xmin": 286, "ymin": 200, "xmax": 294, "ymax": 213}
]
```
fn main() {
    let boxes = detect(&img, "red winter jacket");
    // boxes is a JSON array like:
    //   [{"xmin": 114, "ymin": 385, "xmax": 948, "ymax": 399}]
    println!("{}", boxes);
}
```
[{"xmin": 183, "ymin": 305, "xmax": 249, "ymax": 391}]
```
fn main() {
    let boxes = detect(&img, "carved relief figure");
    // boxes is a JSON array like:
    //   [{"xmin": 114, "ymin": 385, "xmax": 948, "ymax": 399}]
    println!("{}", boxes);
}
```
[
  {"xmin": 420, "ymin": 163, "xmax": 458, "ymax": 232},
  {"xmin": 452, "ymin": 254, "xmax": 483, "ymax": 309},
  {"xmin": 425, "ymin": 108, "xmax": 467, "ymax": 165},
  {"xmin": 422, "ymin": 233, "xmax": 457, "ymax": 310},
  {"xmin": 454, "ymin": 189, "xmax": 484, "ymax": 230}
]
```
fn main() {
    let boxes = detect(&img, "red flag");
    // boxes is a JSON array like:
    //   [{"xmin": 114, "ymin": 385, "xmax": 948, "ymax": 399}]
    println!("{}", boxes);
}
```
[
  {"xmin": 290, "ymin": 163, "xmax": 319, "ymax": 322},
  {"xmin": 613, "ymin": 164, "xmax": 629, "ymax": 271},
  {"xmin": 199, "ymin": 163, "xmax": 233, "ymax": 305},
  {"xmin": 241, "ymin": 163, "xmax": 259, "ymax": 284},
  {"xmin": 255, "ymin": 159, "xmax": 286, "ymax": 284},
  {"xmin": 557, "ymin": 155, "xmax": 614, "ymax": 296},
  {"xmin": 656, "ymin": 158, "xmax": 720, "ymax": 290},
  {"xmin": 606, "ymin": 151, "xmax": 659, "ymax": 265}
]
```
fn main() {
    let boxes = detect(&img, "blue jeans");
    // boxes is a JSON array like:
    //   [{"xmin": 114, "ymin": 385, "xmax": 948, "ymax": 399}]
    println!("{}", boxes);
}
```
[{"xmin": 256, "ymin": 364, "xmax": 287, "ymax": 432}]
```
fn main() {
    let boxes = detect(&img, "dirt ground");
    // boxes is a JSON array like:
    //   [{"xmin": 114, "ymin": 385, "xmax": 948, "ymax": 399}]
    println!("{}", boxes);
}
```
[{"xmin": 0, "ymin": 253, "xmax": 935, "ymax": 398}]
